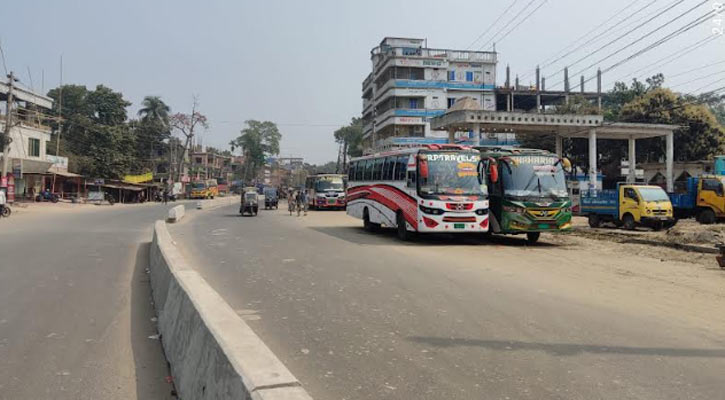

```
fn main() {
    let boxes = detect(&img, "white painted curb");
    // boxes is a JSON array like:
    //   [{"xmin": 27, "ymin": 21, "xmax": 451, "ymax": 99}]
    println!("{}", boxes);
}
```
[
  {"xmin": 167, "ymin": 205, "xmax": 185, "ymax": 223},
  {"xmin": 149, "ymin": 220, "xmax": 312, "ymax": 400}
]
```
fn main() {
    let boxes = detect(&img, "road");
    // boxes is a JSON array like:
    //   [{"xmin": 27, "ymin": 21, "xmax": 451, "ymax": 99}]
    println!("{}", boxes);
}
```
[
  {"xmin": 0, "ymin": 202, "xmax": 182, "ymax": 399},
  {"xmin": 169, "ymin": 203, "xmax": 725, "ymax": 400}
]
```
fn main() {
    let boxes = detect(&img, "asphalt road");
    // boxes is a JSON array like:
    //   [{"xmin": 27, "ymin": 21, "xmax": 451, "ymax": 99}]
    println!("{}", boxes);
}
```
[
  {"xmin": 0, "ymin": 202, "xmax": 184, "ymax": 399},
  {"xmin": 170, "ymin": 203, "xmax": 725, "ymax": 400}
]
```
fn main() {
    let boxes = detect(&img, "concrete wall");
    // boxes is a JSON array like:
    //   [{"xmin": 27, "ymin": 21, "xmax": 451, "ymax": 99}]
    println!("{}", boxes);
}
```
[
  {"xmin": 0, "ymin": 122, "xmax": 51, "ymax": 160},
  {"xmin": 149, "ymin": 220, "xmax": 312, "ymax": 400}
]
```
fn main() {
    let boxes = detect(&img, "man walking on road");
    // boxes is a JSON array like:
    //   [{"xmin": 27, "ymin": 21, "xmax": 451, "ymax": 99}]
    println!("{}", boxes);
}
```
[{"xmin": 295, "ymin": 189, "xmax": 307, "ymax": 217}]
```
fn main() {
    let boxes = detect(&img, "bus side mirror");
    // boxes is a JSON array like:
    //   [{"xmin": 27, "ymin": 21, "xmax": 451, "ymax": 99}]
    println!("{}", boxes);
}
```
[
  {"xmin": 419, "ymin": 159, "xmax": 429, "ymax": 179},
  {"xmin": 561, "ymin": 157, "xmax": 572, "ymax": 173},
  {"xmin": 488, "ymin": 158, "xmax": 499, "ymax": 183}
]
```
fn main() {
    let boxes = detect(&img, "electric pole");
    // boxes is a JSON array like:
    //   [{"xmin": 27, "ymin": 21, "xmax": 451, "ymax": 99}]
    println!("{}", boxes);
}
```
[
  {"xmin": 52, "ymin": 58, "xmax": 63, "ymax": 193},
  {"xmin": 2, "ymin": 71, "xmax": 16, "ymax": 187}
]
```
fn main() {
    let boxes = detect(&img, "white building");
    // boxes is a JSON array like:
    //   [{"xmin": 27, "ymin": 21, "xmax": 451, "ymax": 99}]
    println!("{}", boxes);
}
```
[
  {"xmin": 361, "ymin": 37, "xmax": 498, "ymax": 148},
  {"xmin": 1, "ymin": 79, "xmax": 55, "ymax": 200}
]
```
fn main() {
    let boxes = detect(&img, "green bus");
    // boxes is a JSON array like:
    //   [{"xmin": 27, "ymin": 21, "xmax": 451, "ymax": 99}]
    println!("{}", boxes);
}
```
[{"xmin": 476, "ymin": 147, "xmax": 573, "ymax": 243}]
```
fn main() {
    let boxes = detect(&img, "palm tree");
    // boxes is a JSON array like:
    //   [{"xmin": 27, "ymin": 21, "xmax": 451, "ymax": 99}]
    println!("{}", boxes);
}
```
[{"xmin": 138, "ymin": 96, "xmax": 170, "ymax": 126}]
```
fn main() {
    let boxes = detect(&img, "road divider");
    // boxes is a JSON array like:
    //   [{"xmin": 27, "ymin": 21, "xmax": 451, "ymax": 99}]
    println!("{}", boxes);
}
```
[
  {"xmin": 167, "ymin": 205, "xmax": 185, "ymax": 223},
  {"xmin": 149, "ymin": 220, "xmax": 312, "ymax": 400},
  {"xmin": 195, "ymin": 195, "xmax": 240, "ymax": 210}
]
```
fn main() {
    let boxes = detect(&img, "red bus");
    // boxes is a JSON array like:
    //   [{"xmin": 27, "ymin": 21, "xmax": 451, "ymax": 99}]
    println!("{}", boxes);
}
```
[{"xmin": 346, "ymin": 144, "xmax": 490, "ymax": 240}]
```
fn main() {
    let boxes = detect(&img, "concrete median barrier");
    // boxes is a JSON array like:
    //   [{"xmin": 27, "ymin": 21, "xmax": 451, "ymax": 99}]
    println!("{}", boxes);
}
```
[
  {"xmin": 149, "ymin": 220, "xmax": 312, "ymax": 400},
  {"xmin": 167, "ymin": 205, "xmax": 185, "ymax": 223}
]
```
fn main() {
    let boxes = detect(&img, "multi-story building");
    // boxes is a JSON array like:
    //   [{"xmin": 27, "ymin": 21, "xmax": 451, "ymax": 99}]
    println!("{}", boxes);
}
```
[
  {"xmin": 1, "ymin": 80, "xmax": 55, "ymax": 200},
  {"xmin": 361, "ymin": 37, "xmax": 498, "ymax": 148},
  {"xmin": 189, "ymin": 146, "xmax": 233, "ymax": 181}
]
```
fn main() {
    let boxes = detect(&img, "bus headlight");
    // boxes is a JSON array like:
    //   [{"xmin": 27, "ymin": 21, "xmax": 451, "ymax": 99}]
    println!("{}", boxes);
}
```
[
  {"xmin": 419, "ymin": 205, "xmax": 444, "ymax": 215},
  {"xmin": 503, "ymin": 205, "xmax": 525, "ymax": 214}
]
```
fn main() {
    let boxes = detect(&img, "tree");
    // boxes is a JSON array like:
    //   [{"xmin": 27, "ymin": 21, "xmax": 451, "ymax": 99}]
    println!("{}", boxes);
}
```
[
  {"xmin": 333, "ymin": 117, "xmax": 363, "ymax": 172},
  {"xmin": 620, "ymin": 88, "xmax": 724, "ymax": 161},
  {"xmin": 230, "ymin": 120, "xmax": 281, "ymax": 181},
  {"xmin": 138, "ymin": 96, "xmax": 170, "ymax": 127},
  {"xmin": 169, "ymin": 99, "xmax": 208, "ymax": 182}
]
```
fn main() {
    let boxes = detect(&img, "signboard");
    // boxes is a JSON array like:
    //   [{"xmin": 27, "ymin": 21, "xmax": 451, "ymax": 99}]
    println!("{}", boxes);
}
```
[
  {"xmin": 123, "ymin": 172, "xmax": 153, "ymax": 184},
  {"xmin": 46, "ymin": 155, "xmax": 69, "ymax": 171},
  {"xmin": 88, "ymin": 191, "xmax": 104, "ymax": 201},
  {"xmin": 396, "ymin": 117, "xmax": 423, "ymax": 125},
  {"xmin": 7, "ymin": 175, "xmax": 14, "ymax": 202},
  {"xmin": 93, "ymin": 178, "xmax": 105, "ymax": 186}
]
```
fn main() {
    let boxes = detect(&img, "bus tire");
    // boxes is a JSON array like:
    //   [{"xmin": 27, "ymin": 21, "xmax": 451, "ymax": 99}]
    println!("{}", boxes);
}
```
[
  {"xmin": 396, "ymin": 212, "xmax": 410, "ymax": 241},
  {"xmin": 587, "ymin": 214, "xmax": 601, "ymax": 228},
  {"xmin": 363, "ymin": 208, "xmax": 378, "ymax": 232},
  {"xmin": 526, "ymin": 232, "xmax": 540, "ymax": 244},
  {"xmin": 698, "ymin": 208, "xmax": 716, "ymax": 225},
  {"xmin": 622, "ymin": 214, "xmax": 635, "ymax": 230}
]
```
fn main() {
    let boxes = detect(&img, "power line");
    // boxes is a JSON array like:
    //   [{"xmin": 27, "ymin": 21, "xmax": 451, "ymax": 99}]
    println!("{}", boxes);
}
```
[
  {"xmin": 488, "ymin": 0, "xmax": 549, "ymax": 49},
  {"xmin": 464, "ymin": 0, "xmax": 520, "ymax": 50},
  {"xmin": 670, "ymin": 69, "xmax": 725, "ymax": 88},
  {"xmin": 545, "ymin": 0, "xmax": 687, "ymax": 81},
  {"xmin": 477, "ymin": 0, "xmax": 538, "ymax": 51},
  {"xmin": 563, "ymin": 6, "xmax": 714, "ymax": 90},
  {"xmin": 691, "ymin": 76, "xmax": 725, "ymax": 93},
  {"xmin": 668, "ymin": 59, "xmax": 725, "ymax": 79},
  {"xmin": 614, "ymin": 34, "xmax": 718, "ymax": 82},
  {"xmin": 521, "ymin": 0, "xmax": 654, "ymax": 80}
]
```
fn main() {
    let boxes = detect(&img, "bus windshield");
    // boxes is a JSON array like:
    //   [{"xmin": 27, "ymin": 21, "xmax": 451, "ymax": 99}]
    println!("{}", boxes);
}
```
[
  {"xmin": 638, "ymin": 187, "xmax": 669, "ymax": 202},
  {"xmin": 501, "ymin": 155, "xmax": 568, "ymax": 201},
  {"xmin": 418, "ymin": 152, "xmax": 486, "ymax": 197},
  {"xmin": 315, "ymin": 178, "xmax": 344, "ymax": 192}
]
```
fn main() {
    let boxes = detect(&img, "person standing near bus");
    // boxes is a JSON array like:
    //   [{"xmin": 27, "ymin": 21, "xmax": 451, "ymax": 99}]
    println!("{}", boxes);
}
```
[{"xmin": 295, "ymin": 189, "xmax": 308, "ymax": 217}]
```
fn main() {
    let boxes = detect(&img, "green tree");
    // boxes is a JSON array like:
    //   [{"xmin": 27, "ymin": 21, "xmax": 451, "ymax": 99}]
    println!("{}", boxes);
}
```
[
  {"xmin": 138, "ymin": 96, "xmax": 170, "ymax": 126},
  {"xmin": 620, "ymin": 88, "xmax": 724, "ymax": 161},
  {"xmin": 333, "ymin": 117, "xmax": 363, "ymax": 172},
  {"xmin": 230, "ymin": 120, "xmax": 281, "ymax": 181}
]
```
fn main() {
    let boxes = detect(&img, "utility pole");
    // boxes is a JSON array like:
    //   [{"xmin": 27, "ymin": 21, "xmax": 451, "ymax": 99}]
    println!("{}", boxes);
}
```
[
  {"xmin": 52, "ymin": 57, "xmax": 63, "ymax": 193},
  {"xmin": 2, "ymin": 71, "xmax": 16, "ymax": 188}
]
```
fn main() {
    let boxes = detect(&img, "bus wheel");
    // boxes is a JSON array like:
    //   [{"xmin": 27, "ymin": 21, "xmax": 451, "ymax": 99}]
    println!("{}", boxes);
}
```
[
  {"xmin": 526, "ymin": 232, "xmax": 540, "ymax": 244},
  {"xmin": 363, "ymin": 209, "xmax": 378, "ymax": 232},
  {"xmin": 587, "ymin": 214, "xmax": 601, "ymax": 228},
  {"xmin": 622, "ymin": 214, "xmax": 635, "ymax": 230},
  {"xmin": 397, "ymin": 212, "xmax": 410, "ymax": 241}
]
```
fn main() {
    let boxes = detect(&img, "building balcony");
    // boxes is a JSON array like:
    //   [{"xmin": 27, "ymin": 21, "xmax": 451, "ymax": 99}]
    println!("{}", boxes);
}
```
[{"xmin": 371, "ymin": 46, "xmax": 497, "ymax": 67}]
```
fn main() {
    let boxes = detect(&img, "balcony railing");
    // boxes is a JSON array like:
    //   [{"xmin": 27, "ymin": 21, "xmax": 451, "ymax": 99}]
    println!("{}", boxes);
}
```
[{"xmin": 372, "ymin": 46, "xmax": 497, "ymax": 66}]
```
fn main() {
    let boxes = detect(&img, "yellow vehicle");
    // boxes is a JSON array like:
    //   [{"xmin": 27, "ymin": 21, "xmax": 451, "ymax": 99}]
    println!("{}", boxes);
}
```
[
  {"xmin": 189, "ymin": 179, "xmax": 219, "ymax": 199},
  {"xmin": 670, "ymin": 175, "xmax": 725, "ymax": 224},
  {"xmin": 581, "ymin": 183, "xmax": 675, "ymax": 231}
]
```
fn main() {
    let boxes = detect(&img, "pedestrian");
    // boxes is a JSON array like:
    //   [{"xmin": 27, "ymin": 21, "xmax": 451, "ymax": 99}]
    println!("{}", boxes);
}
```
[
  {"xmin": 295, "ymin": 189, "xmax": 307, "ymax": 217},
  {"xmin": 163, "ymin": 189, "xmax": 169, "ymax": 205},
  {"xmin": 0, "ymin": 188, "xmax": 6, "ymax": 217}
]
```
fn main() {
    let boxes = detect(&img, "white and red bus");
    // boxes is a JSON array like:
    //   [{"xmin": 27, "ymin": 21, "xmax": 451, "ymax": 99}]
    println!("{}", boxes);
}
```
[
  {"xmin": 305, "ymin": 174, "xmax": 347, "ymax": 210},
  {"xmin": 346, "ymin": 144, "xmax": 490, "ymax": 240}
]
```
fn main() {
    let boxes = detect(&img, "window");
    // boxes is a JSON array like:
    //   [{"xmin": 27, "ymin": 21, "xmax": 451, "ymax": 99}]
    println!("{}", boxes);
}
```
[
  {"xmin": 448, "ymin": 70, "xmax": 455, "ymax": 81},
  {"xmin": 624, "ymin": 188, "xmax": 638, "ymax": 201},
  {"xmin": 348, "ymin": 162, "xmax": 356, "ymax": 181},
  {"xmin": 703, "ymin": 179, "xmax": 722, "ymax": 193},
  {"xmin": 447, "ymin": 98, "xmax": 456, "ymax": 108},
  {"xmin": 355, "ymin": 161, "xmax": 365, "ymax": 181},
  {"xmin": 28, "ymin": 138, "xmax": 40, "ymax": 157},
  {"xmin": 364, "ymin": 159, "xmax": 374, "ymax": 180},
  {"xmin": 373, "ymin": 157, "xmax": 385, "ymax": 180},
  {"xmin": 396, "ymin": 155, "xmax": 408, "ymax": 180},
  {"xmin": 409, "ymin": 98, "xmax": 418, "ymax": 109},
  {"xmin": 381, "ymin": 157, "xmax": 393, "ymax": 180},
  {"xmin": 465, "ymin": 71, "xmax": 473, "ymax": 82}
]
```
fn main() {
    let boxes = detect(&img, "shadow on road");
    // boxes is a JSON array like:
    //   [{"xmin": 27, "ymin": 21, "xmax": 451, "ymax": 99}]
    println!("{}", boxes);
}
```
[
  {"xmin": 407, "ymin": 336, "xmax": 725, "ymax": 358},
  {"xmin": 131, "ymin": 242, "xmax": 176, "ymax": 399},
  {"xmin": 309, "ymin": 225, "xmax": 561, "ymax": 248}
]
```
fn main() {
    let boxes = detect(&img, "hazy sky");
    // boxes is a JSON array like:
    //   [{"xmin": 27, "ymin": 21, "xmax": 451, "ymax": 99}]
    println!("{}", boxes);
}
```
[{"xmin": 3, "ymin": 0, "xmax": 724, "ymax": 163}]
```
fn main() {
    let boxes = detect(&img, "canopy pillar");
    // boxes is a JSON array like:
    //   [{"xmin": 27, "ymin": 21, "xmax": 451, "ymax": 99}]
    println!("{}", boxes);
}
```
[
  {"xmin": 588, "ymin": 128, "xmax": 597, "ymax": 191},
  {"xmin": 666, "ymin": 131, "xmax": 674, "ymax": 192},
  {"xmin": 628, "ymin": 136, "xmax": 636, "ymax": 184}
]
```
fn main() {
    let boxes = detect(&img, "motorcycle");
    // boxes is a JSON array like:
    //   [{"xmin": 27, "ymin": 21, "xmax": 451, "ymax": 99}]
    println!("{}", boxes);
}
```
[
  {"xmin": 1, "ymin": 205, "xmax": 10, "ymax": 218},
  {"xmin": 36, "ymin": 190, "xmax": 59, "ymax": 203},
  {"xmin": 104, "ymin": 192, "xmax": 116, "ymax": 205}
]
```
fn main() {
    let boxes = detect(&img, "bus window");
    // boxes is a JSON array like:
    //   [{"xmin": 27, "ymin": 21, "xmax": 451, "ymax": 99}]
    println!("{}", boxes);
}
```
[
  {"xmin": 356, "ymin": 161, "xmax": 364, "ymax": 181},
  {"xmin": 364, "ymin": 159, "xmax": 374, "ymax": 181},
  {"xmin": 373, "ymin": 158, "xmax": 384, "ymax": 180},
  {"xmin": 348, "ymin": 162, "xmax": 356, "ymax": 181},
  {"xmin": 396, "ymin": 155, "xmax": 407, "ymax": 180},
  {"xmin": 383, "ymin": 157, "xmax": 395, "ymax": 180},
  {"xmin": 407, "ymin": 170, "xmax": 416, "ymax": 188}
]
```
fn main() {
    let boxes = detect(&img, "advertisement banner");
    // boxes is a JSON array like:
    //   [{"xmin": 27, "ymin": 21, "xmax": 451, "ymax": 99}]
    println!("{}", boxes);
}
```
[{"xmin": 123, "ymin": 172, "xmax": 153, "ymax": 184}]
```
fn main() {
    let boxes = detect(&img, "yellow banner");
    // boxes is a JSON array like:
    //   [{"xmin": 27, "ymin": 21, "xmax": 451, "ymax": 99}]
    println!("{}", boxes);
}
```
[{"xmin": 123, "ymin": 172, "xmax": 153, "ymax": 184}]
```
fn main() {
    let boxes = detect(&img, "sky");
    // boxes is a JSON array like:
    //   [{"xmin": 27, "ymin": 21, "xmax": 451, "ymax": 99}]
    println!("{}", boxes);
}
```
[{"xmin": 3, "ymin": 0, "xmax": 724, "ymax": 164}]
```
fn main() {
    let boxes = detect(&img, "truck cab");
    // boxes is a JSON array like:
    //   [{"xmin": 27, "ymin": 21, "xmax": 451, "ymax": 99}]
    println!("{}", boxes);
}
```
[
  {"xmin": 696, "ymin": 176, "xmax": 725, "ymax": 224},
  {"xmin": 582, "ymin": 183, "xmax": 675, "ymax": 230}
]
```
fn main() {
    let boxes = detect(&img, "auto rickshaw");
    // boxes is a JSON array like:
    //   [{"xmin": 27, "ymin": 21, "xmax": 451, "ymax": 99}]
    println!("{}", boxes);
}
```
[
  {"xmin": 264, "ymin": 187, "xmax": 279, "ymax": 210},
  {"xmin": 240, "ymin": 191, "xmax": 259, "ymax": 216}
]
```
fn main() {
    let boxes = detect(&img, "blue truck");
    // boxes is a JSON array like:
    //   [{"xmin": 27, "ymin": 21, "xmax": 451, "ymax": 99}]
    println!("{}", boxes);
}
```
[
  {"xmin": 669, "ymin": 176, "xmax": 725, "ymax": 224},
  {"xmin": 580, "ymin": 182, "xmax": 675, "ymax": 230}
]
